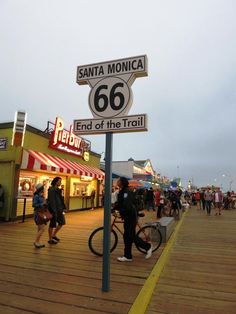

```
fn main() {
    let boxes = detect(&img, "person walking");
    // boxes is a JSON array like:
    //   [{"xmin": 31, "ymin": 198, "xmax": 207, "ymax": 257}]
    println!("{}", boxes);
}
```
[
  {"xmin": 114, "ymin": 177, "xmax": 152, "ymax": 262},
  {"xmin": 146, "ymin": 187, "xmax": 155, "ymax": 211},
  {"xmin": 214, "ymin": 187, "xmax": 223, "ymax": 215},
  {"xmin": 195, "ymin": 189, "xmax": 201, "ymax": 209},
  {"xmin": 155, "ymin": 188, "xmax": 161, "ymax": 218},
  {"xmin": 204, "ymin": 188, "xmax": 213, "ymax": 215},
  {"xmin": 32, "ymin": 183, "xmax": 46, "ymax": 248},
  {"xmin": 90, "ymin": 189, "xmax": 96, "ymax": 210},
  {"xmin": 47, "ymin": 177, "xmax": 66, "ymax": 244},
  {"xmin": 200, "ymin": 189, "xmax": 205, "ymax": 210},
  {"xmin": 224, "ymin": 192, "xmax": 232, "ymax": 209}
]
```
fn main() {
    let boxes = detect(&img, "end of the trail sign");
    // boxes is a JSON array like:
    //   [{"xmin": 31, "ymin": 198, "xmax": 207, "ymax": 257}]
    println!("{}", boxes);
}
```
[{"xmin": 73, "ymin": 114, "xmax": 147, "ymax": 135}]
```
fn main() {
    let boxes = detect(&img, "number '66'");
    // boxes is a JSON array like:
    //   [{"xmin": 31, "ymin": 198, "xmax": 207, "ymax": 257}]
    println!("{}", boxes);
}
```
[{"xmin": 93, "ymin": 82, "xmax": 125, "ymax": 112}]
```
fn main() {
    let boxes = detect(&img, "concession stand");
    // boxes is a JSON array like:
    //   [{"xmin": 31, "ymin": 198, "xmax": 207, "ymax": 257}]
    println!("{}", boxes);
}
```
[{"xmin": 0, "ymin": 115, "xmax": 104, "ymax": 221}]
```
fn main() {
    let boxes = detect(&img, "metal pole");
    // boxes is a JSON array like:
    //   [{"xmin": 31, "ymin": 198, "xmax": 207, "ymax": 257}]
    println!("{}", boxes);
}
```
[
  {"xmin": 22, "ymin": 197, "xmax": 26, "ymax": 223},
  {"xmin": 102, "ymin": 132, "xmax": 113, "ymax": 292}
]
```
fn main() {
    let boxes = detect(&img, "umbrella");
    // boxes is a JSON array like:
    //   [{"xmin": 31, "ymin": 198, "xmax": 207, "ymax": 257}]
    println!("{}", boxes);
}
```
[{"xmin": 128, "ymin": 180, "xmax": 144, "ymax": 188}]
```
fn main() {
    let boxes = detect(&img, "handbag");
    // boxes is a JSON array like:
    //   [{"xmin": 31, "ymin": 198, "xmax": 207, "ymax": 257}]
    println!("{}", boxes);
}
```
[{"xmin": 37, "ymin": 205, "xmax": 53, "ymax": 223}]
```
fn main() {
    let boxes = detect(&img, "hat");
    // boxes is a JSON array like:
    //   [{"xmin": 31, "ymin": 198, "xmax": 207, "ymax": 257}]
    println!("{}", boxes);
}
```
[{"xmin": 35, "ymin": 183, "xmax": 44, "ymax": 191}]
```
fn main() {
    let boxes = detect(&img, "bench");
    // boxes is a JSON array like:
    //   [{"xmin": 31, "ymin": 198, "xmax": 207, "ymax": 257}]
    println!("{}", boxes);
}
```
[{"xmin": 158, "ymin": 217, "xmax": 175, "ymax": 242}]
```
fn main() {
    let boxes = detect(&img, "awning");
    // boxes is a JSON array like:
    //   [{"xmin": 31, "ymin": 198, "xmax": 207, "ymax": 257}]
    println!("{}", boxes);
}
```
[{"xmin": 21, "ymin": 150, "xmax": 104, "ymax": 179}]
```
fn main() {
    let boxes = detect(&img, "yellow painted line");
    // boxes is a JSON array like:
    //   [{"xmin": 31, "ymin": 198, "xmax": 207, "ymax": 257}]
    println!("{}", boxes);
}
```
[{"xmin": 129, "ymin": 209, "xmax": 189, "ymax": 314}]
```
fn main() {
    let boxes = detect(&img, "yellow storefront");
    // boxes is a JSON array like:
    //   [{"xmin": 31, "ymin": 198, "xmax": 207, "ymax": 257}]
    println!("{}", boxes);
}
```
[{"xmin": 0, "ymin": 117, "xmax": 104, "ymax": 221}]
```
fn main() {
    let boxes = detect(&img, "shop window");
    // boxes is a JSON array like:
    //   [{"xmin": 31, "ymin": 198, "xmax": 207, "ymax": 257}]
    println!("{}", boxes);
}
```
[
  {"xmin": 71, "ymin": 182, "xmax": 88, "ymax": 196},
  {"xmin": 18, "ymin": 172, "xmax": 66, "ymax": 199},
  {"xmin": 70, "ymin": 178, "xmax": 96, "ymax": 197},
  {"xmin": 18, "ymin": 176, "xmax": 37, "ymax": 197}
]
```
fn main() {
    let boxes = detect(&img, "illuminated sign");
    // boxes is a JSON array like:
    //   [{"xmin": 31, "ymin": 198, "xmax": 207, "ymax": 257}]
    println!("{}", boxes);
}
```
[
  {"xmin": 49, "ymin": 117, "xmax": 90, "ymax": 160},
  {"xmin": 144, "ymin": 161, "xmax": 154, "ymax": 175}
]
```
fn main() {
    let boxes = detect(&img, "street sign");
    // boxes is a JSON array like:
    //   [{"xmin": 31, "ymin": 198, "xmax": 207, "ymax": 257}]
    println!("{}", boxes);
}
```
[
  {"xmin": 75, "ymin": 55, "xmax": 149, "ymax": 292},
  {"xmin": 74, "ymin": 114, "xmax": 147, "ymax": 135}
]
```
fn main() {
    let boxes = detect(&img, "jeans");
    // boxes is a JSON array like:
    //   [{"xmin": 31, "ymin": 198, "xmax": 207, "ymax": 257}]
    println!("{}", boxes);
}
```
[
  {"xmin": 123, "ymin": 217, "xmax": 151, "ymax": 259},
  {"xmin": 206, "ymin": 201, "xmax": 212, "ymax": 214}
]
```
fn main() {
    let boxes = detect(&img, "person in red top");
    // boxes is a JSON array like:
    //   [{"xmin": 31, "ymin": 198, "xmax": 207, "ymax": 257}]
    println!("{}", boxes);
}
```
[
  {"xmin": 195, "ymin": 189, "xmax": 201, "ymax": 209},
  {"xmin": 155, "ymin": 189, "xmax": 161, "ymax": 207},
  {"xmin": 155, "ymin": 189, "xmax": 161, "ymax": 218}
]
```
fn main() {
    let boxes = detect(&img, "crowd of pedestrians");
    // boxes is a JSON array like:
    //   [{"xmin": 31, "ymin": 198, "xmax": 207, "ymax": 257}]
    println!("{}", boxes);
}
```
[
  {"xmin": 123, "ymin": 185, "xmax": 236, "ymax": 219},
  {"xmin": 129, "ymin": 187, "xmax": 183, "ymax": 219},
  {"xmin": 183, "ymin": 188, "xmax": 235, "ymax": 213}
]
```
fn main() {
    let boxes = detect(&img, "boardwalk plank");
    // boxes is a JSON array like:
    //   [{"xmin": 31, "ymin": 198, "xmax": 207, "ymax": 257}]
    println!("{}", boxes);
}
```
[
  {"xmin": 0, "ymin": 282, "xmax": 131, "ymax": 314},
  {"xmin": 0, "ymin": 209, "xmax": 160, "ymax": 313},
  {"xmin": 146, "ymin": 208, "xmax": 236, "ymax": 313}
]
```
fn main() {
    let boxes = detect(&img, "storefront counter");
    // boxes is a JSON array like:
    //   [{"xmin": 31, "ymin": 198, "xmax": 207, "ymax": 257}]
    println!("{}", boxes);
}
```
[{"xmin": 69, "ymin": 195, "xmax": 93, "ymax": 210}]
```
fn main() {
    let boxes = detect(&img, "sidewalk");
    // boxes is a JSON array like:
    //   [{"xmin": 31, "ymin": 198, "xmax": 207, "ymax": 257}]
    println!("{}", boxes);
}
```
[
  {"xmin": 143, "ymin": 208, "xmax": 236, "ymax": 313},
  {"xmin": 0, "ymin": 209, "xmax": 162, "ymax": 314}
]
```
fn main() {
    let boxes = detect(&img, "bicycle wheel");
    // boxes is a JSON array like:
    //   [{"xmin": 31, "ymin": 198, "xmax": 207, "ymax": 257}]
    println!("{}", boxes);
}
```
[
  {"xmin": 88, "ymin": 227, "xmax": 118, "ymax": 256},
  {"xmin": 135, "ymin": 225, "xmax": 162, "ymax": 254}
]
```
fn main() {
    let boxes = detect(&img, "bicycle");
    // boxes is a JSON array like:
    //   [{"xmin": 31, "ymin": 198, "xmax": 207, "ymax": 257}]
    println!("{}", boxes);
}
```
[{"xmin": 88, "ymin": 210, "xmax": 162, "ymax": 256}]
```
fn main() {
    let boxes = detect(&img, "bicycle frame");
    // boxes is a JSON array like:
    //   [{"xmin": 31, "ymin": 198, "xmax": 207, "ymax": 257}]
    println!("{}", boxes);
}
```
[{"xmin": 110, "ymin": 213, "xmax": 144, "ymax": 236}]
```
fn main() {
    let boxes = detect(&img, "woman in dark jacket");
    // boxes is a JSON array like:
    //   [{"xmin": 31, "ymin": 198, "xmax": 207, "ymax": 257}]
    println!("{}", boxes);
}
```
[
  {"xmin": 115, "ymin": 177, "xmax": 152, "ymax": 262},
  {"xmin": 47, "ymin": 177, "xmax": 66, "ymax": 244}
]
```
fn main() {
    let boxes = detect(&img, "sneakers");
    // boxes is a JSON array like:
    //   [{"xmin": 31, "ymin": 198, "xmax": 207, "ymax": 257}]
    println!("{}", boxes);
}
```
[
  {"xmin": 117, "ymin": 256, "xmax": 133, "ymax": 262},
  {"xmin": 145, "ymin": 245, "xmax": 153, "ymax": 259},
  {"xmin": 34, "ymin": 243, "xmax": 45, "ymax": 249},
  {"xmin": 48, "ymin": 239, "xmax": 58, "ymax": 245},
  {"xmin": 52, "ymin": 236, "xmax": 60, "ymax": 242}
]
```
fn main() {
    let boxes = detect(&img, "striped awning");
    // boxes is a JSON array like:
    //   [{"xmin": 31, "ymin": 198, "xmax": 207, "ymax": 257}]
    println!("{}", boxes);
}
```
[{"xmin": 21, "ymin": 150, "xmax": 104, "ymax": 179}]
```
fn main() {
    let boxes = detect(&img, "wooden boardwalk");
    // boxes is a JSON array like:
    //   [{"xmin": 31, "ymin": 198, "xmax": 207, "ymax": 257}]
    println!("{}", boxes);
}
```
[
  {"xmin": 146, "ymin": 208, "xmax": 236, "ymax": 314},
  {"xmin": 0, "ymin": 209, "xmax": 162, "ymax": 314}
]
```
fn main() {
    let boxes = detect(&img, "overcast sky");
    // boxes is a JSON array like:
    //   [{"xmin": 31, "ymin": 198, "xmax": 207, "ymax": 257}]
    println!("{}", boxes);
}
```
[{"xmin": 0, "ymin": 0, "xmax": 236, "ymax": 191}]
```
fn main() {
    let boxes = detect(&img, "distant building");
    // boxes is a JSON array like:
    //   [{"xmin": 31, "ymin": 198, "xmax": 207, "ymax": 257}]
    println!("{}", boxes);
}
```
[{"xmin": 100, "ymin": 157, "xmax": 169, "ymax": 189}]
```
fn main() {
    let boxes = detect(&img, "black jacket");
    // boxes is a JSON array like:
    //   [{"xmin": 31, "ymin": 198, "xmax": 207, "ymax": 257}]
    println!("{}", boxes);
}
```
[
  {"xmin": 116, "ymin": 187, "xmax": 137, "ymax": 220},
  {"xmin": 47, "ymin": 187, "xmax": 65, "ymax": 213}
]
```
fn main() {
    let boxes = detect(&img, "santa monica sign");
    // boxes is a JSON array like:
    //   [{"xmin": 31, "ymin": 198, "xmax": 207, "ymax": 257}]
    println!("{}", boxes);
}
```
[
  {"xmin": 74, "ymin": 55, "xmax": 148, "ymax": 133},
  {"xmin": 77, "ymin": 55, "xmax": 147, "ymax": 85}
]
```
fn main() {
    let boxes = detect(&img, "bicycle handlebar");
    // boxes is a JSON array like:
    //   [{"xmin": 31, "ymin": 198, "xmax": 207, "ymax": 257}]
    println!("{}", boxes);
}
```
[
  {"xmin": 112, "ymin": 210, "xmax": 122, "ymax": 218},
  {"xmin": 112, "ymin": 210, "xmax": 145, "ymax": 218}
]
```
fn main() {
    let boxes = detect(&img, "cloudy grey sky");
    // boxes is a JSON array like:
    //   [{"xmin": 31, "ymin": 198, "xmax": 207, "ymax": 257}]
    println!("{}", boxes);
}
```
[{"xmin": 0, "ymin": 0, "xmax": 236, "ymax": 191}]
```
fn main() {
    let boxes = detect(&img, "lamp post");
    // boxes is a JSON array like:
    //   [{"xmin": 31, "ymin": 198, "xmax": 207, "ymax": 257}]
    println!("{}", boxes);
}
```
[{"xmin": 177, "ymin": 165, "xmax": 180, "ymax": 178}]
